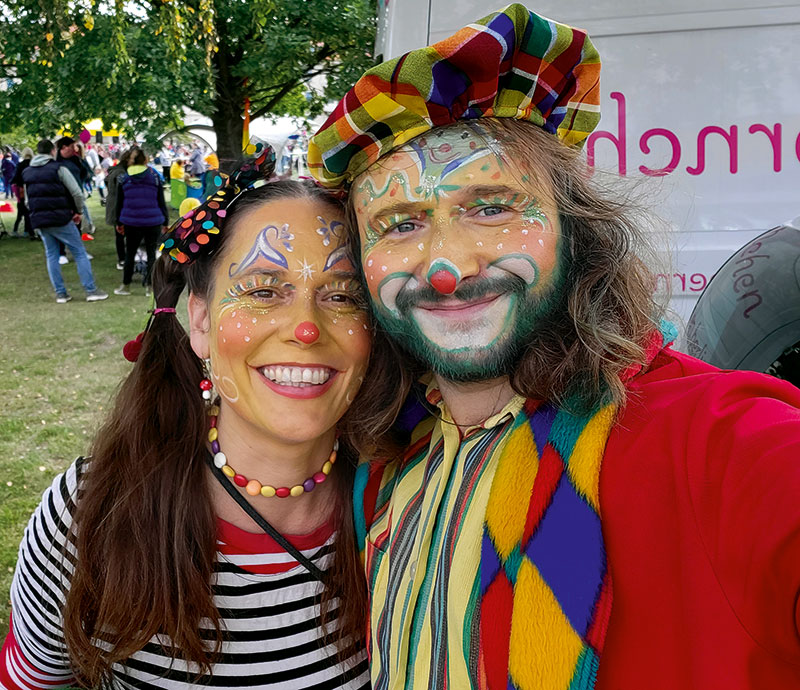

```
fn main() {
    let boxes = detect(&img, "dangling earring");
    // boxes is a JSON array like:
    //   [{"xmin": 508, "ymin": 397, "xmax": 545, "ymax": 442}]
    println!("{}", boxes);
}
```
[{"xmin": 200, "ymin": 358, "xmax": 214, "ymax": 401}]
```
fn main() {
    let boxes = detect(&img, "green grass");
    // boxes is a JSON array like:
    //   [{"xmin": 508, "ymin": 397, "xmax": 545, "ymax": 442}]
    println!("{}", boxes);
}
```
[{"xmin": 0, "ymin": 193, "xmax": 179, "ymax": 640}]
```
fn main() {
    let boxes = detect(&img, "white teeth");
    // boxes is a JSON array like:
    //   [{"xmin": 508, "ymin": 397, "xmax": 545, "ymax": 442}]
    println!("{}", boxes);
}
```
[{"xmin": 260, "ymin": 366, "xmax": 332, "ymax": 387}]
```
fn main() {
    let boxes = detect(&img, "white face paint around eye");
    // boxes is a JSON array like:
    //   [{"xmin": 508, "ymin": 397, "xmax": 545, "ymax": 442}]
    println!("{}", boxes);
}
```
[{"xmin": 351, "ymin": 123, "xmax": 564, "ymax": 379}]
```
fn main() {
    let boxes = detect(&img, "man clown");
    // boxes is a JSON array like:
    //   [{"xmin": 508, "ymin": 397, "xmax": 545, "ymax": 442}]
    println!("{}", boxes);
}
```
[{"xmin": 309, "ymin": 5, "xmax": 800, "ymax": 689}]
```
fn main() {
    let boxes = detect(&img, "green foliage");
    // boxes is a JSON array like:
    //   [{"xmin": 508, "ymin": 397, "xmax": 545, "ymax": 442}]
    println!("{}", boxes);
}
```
[
  {"xmin": 0, "ymin": 124, "xmax": 39, "ymax": 151},
  {"xmin": 0, "ymin": 0, "xmax": 376, "ymax": 153},
  {"xmin": 0, "ymin": 193, "xmax": 179, "ymax": 640}
]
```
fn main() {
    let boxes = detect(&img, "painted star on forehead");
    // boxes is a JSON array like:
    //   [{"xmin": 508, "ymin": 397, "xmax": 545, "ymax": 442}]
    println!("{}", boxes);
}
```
[{"xmin": 296, "ymin": 257, "xmax": 316, "ymax": 282}]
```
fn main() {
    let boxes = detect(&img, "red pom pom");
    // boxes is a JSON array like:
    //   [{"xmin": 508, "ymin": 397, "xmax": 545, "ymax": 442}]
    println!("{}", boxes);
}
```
[{"xmin": 122, "ymin": 332, "xmax": 145, "ymax": 362}]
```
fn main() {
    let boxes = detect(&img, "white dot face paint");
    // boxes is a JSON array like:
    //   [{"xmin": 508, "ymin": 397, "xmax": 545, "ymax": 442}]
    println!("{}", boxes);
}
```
[
  {"xmin": 205, "ymin": 196, "xmax": 371, "ymax": 450},
  {"xmin": 352, "ymin": 122, "xmax": 563, "ymax": 367}
]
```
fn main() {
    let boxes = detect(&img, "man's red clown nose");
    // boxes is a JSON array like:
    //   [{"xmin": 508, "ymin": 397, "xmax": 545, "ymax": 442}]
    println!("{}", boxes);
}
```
[
  {"xmin": 429, "ymin": 269, "xmax": 458, "ymax": 295},
  {"xmin": 295, "ymin": 321, "xmax": 320, "ymax": 344}
]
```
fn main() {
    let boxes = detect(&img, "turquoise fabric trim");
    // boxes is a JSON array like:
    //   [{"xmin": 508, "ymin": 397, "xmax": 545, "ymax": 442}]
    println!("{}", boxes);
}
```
[
  {"xmin": 353, "ymin": 462, "xmax": 370, "ymax": 551},
  {"xmin": 660, "ymin": 319, "xmax": 678, "ymax": 347},
  {"xmin": 568, "ymin": 646, "xmax": 599, "ymax": 690}
]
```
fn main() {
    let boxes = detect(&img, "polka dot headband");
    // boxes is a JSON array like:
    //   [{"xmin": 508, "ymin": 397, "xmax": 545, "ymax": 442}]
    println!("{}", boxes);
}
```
[{"xmin": 160, "ymin": 140, "xmax": 277, "ymax": 264}]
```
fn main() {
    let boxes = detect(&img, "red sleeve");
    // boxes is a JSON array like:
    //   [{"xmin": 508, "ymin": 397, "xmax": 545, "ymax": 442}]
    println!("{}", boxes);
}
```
[
  {"xmin": 682, "ymin": 367, "xmax": 800, "ymax": 662},
  {"xmin": 1, "ymin": 611, "xmax": 75, "ymax": 690}
]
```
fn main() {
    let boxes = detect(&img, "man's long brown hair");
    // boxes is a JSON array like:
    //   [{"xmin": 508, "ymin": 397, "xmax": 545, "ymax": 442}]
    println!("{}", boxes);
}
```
[
  {"xmin": 63, "ymin": 181, "xmax": 368, "ymax": 686},
  {"xmin": 344, "ymin": 118, "xmax": 664, "ymax": 455}
]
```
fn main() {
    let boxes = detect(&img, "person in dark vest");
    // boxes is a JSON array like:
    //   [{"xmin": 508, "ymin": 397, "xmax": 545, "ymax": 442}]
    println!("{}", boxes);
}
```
[
  {"xmin": 105, "ymin": 148, "xmax": 132, "ymax": 270},
  {"xmin": 114, "ymin": 148, "xmax": 168, "ymax": 296},
  {"xmin": 22, "ymin": 139, "xmax": 108, "ymax": 303}
]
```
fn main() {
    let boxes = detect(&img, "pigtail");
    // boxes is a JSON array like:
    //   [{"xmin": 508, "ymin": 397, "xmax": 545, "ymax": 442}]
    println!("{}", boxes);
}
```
[{"xmin": 63, "ymin": 254, "xmax": 221, "ymax": 686}]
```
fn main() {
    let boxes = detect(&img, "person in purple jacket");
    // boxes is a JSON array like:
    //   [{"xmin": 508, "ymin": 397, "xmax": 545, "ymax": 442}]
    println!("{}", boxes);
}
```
[{"xmin": 114, "ymin": 148, "xmax": 168, "ymax": 296}]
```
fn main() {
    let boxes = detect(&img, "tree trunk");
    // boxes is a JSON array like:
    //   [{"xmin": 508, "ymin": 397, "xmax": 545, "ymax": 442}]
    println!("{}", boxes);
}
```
[
  {"xmin": 211, "ymin": 26, "xmax": 244, "ymax": 174},
  {"xmin": 211, "ymin": 94, "xmax": 244, "ymax": 174}
]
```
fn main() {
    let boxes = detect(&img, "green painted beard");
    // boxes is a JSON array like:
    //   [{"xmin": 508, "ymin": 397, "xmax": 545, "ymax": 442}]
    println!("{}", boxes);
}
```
[{"xmin": 370, "ymin": 271, "xmax": 563, "ymax": 383}]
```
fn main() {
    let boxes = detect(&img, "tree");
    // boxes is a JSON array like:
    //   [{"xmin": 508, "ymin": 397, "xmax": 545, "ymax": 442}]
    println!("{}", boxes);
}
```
[{"xmin": 0, "ymin": 0, "xmax": 376, "ymax": 168}]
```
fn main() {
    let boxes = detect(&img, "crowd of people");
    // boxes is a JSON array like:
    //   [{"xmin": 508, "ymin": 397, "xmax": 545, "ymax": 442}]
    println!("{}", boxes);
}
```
[
  {"xmin": 0, "ymin": 137, "xmax": 219, "ymax": 302},
  {"xmin": 1, "ymin": 4, "xmax": 799, "ymax": 690}
]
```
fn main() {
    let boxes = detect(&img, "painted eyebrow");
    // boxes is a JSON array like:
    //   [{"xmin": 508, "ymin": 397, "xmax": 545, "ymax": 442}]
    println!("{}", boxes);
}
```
[
  {"xmin": 369, "ymin": 184, "xmax": 528, "ymax": 222},
  {"xmin": 458, "ymin": 184, "xmax": 528, "ymax": 200},
  {"xmin": 324, "ymin": 270, "xmax": 359, "ymax": 280},
  {"xmin": 232, "ymin": 267, "xmax": 287, "ymax": 280}
]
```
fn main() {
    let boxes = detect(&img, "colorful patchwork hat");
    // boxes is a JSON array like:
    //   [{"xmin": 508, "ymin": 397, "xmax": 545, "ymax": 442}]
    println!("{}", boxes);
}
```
[
  {"xmin": 308, "ymin": 3, "xmax": 601, "ymax": 189},
  {"xmin": 160, "ymin": 140, "xmax": 276, "ymax": 264}
]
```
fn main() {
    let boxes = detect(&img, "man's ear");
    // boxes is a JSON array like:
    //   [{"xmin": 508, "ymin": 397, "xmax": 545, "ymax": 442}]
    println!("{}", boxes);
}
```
[{"xmin": 187, "ymin": 292, "xmax": 211, "ymax": 360}]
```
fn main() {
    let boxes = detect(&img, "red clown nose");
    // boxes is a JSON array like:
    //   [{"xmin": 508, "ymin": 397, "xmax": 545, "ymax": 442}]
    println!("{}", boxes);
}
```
[
  {"xmin": 295, "ymin": 321, "xmax": 320, "ymax": 344},
  {"xmin": 429, "ymin": 269, "xmax": 458, "ymax": 295}
]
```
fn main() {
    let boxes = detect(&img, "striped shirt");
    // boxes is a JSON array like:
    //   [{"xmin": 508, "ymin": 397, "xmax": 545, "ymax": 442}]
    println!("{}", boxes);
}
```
[
  {"xmin": 2, "ymin": 459, "xmax": 369, "ymax": 690},
  {"xmin": 355, "ymin": 382, "xmax": 524, "ymax": 690}
]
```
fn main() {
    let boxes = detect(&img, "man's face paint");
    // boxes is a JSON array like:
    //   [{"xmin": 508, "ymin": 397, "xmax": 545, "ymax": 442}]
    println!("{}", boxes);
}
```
[
  {"xmin": 351, "ymin": 123, "xmax": 564, "ymax": 382},
  {"xmin": 206, "ymin": 198, "xmax": 370, "ymax": 443}
]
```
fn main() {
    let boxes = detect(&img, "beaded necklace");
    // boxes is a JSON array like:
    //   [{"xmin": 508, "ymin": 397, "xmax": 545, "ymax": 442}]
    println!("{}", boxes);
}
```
[{"xmin": 206, "ymin": 402, "xmax": 337, "ymax": 498}]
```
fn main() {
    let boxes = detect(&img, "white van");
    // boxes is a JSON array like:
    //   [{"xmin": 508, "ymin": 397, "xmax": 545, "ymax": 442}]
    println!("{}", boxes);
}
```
[{"xmin": 375, "ymin": 1, "xmax": 800, "ymax": 336}]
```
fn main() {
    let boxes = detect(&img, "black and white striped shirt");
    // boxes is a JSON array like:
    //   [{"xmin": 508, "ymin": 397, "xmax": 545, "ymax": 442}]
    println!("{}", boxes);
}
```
[{"xmin": 1, "ymin": 459, "xmax": 369, "ymax": 689}]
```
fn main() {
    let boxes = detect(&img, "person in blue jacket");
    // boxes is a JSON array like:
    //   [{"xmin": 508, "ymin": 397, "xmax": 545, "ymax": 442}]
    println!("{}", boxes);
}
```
[{"xmin": 114, "ymin": 148, "xmax": 168, "ymax": 296}]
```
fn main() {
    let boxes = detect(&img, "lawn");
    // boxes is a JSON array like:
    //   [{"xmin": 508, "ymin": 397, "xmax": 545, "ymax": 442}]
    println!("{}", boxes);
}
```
[{"xmin": 0, "ymin": 193, "xmax": 179, "ymax": 640}]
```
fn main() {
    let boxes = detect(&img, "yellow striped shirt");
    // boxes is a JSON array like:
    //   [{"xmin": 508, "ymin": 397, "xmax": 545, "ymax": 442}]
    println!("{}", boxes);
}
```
[{"xmin": 358, "ymin": 383, "xmax": 525, "ymax": 690}]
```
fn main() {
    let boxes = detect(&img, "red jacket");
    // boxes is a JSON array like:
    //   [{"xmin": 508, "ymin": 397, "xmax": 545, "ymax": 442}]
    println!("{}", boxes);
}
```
[{"xmin": 599, "ymin": 349, "xmax": 800, "ymax": 688}]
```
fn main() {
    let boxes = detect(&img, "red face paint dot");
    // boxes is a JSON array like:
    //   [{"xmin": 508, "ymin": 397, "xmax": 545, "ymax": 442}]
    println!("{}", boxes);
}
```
[
  {"xmin": 429, "ymin": 269, "xmax": 458, "ymax": 295},
  {"xmin": 295, "ymin": 321, "xmax": 320, "ymax": 344}
]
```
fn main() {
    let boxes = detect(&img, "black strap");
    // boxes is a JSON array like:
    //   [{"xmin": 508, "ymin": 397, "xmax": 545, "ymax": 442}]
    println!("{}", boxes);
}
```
[{"xmin": 205, "ymin": 451, "xmax": 328, "ymax": 584}]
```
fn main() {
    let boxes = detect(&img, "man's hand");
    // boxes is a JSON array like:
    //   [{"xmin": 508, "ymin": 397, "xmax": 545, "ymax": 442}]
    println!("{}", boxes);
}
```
[
  {"xmin": 116, "ymin": 225, "xmax": 125, "ymax": 235},
  {"xmin": 73, "ymin": 213, "xmax": 82, "ymax": 224}
]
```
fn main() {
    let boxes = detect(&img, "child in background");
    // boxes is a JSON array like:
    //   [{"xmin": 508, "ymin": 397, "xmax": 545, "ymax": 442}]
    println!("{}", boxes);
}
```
[{"xmin": 94, "ymin": 167, "xmax": 107, "ymax": 204}]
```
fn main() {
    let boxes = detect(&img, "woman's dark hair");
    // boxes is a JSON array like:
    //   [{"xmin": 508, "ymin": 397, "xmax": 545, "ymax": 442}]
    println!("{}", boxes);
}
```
[
  {"xmin": 344, "ymin": 118, "xmax": 664, "ymax": 454},
  {"xmin": 63, "ymin": 180, "xmax": 368, "ymax": 685},
  {"xmin": 128, "ymin": 148, "xmax": 146, "ymax": 166}
]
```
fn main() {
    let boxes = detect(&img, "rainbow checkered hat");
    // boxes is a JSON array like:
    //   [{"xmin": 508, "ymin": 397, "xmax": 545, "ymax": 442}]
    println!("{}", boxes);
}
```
[{"xmin": 308, "ymin": 3, "xmax": 601, "ymax": 188}]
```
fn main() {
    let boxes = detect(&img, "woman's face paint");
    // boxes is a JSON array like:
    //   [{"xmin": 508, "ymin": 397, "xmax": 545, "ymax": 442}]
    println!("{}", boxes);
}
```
[
  {"xmin": 206, "ymin": 198, "xmax": 370, "ymax": 443},
  {"xmin": 352, "ymin": 123, "xmax": 564, "ymax": 382}
]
